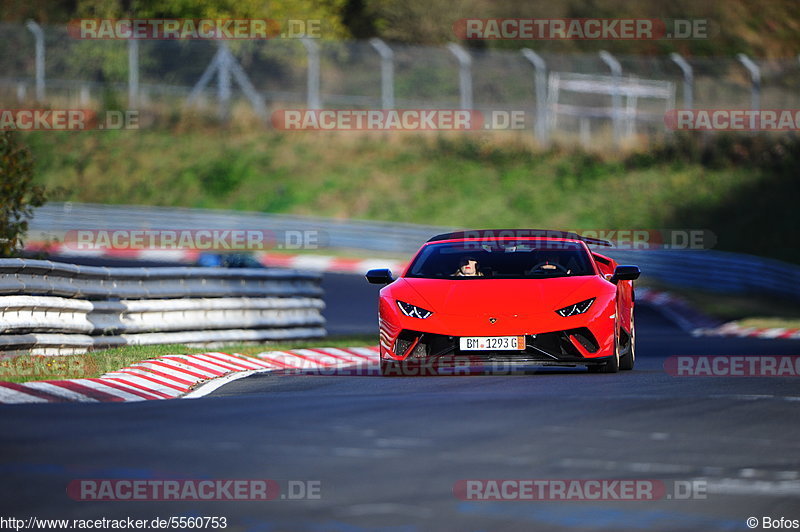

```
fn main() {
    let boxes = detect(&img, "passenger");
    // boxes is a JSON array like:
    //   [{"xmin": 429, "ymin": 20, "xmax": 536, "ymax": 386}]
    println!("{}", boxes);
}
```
[{"xmin": 453, "ymin": 257, "xmax": 484, "ymax": 277}]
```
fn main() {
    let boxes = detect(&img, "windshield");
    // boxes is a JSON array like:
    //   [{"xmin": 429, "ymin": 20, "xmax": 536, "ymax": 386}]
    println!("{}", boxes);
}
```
[{"xmin": 406, "ymin": 240, "xmax": 595, "ymax": 279}]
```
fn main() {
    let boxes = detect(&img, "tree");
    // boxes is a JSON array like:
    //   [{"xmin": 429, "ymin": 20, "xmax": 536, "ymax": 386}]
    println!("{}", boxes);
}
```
[{"xmin": 0, "ymin": 131, "xmax": 47, "ymax": 257}]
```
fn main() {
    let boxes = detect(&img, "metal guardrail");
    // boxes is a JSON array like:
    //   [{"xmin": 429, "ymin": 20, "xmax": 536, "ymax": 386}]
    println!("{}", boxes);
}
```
[
  {"xmin": 606, "ymin": 249, "xmax": 800, "ymax": 302},
  {"xmin": 0, "ymin": 258, "xmax": 325, "ymax": 355},
  {"xmin": 29, "ymin": 202, "xmax": 446, "ymax": 255},
  {"xmin": 28, "ymin": 203, "xmax": 800, "ymax": 302},
  {"xmin": 0, "ymin": 256, "xmax": 324, "ymax": 298}
]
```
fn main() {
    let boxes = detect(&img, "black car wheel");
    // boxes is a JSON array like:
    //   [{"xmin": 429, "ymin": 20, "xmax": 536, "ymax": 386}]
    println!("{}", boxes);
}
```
[{"xmin": 619, "ymin": 312, "xmax": 635, "ymax": 371}]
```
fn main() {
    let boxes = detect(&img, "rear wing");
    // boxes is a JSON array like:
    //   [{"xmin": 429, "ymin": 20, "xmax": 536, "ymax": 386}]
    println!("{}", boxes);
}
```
[
  {"xmin": 591, "ymin": 251, "xmax": 618, "ymax": 277},
  {"xmin": 427, "ymin": 229, "xmax": 613, "ymax": 247}
]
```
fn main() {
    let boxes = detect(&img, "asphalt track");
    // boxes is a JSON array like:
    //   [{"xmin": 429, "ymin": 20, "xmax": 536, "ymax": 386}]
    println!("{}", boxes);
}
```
[{"xmin": 1, "ymin": 271, "xmax": 800, "ymax": 531}]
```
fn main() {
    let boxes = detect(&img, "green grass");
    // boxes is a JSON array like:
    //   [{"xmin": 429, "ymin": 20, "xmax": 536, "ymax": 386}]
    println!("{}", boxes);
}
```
[
  {"xmin": 734, "ymin": 317, "xmax": 800, "ymax": 329},
  {"xmin": 0, "ymin": 335, "xmax": 377, "ymax": 384}
]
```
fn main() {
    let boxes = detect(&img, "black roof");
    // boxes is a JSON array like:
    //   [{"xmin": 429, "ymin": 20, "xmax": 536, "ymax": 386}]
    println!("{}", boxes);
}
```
[{"xmin": 426, "ymin": 229, "xmax": 612, "ymax": 247}]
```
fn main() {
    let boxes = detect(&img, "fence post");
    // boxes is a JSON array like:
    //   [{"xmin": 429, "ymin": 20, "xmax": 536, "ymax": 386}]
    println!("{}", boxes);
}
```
[
  {"xmin": 669, "ymin": 52, "xmax": 693, "ymax": 109},
  {"xmin": 225, "ymin": 52, "xmax": 267, "ymax": 120},
  {"xmin": 302, "ymin": 38, "xmax": 321, "ymax": 109},
  {"xmin": 369, "ymin": 38, "xmax": 395, "ymax": 109},
  {"xmin": 737, "ymin": 53, "xmax": 760, "ymax": 129},
  {"xmin": 25, "ymin": 20, "xmax": 45, "ymax": 102},
  {"xmin": 217, "ymin": 43, "xmax": 232, "ymax": 121},
  {"xmin": 599, "ymin": 50, "xmax": 622, "ymax": 146},
  {"xmin": 446, "ymin": 43, "xmax": 472, "ymax": 110},
  {"xmin": 128, "ymin": 38, "xmax": 139, "ymax": 108},
  {"xmin": 521, "ymin": 48, "xmax": 548, "ymax": 146},
  {"xmin": 79, "ymin": 86, "xmax": 90, "ymax": 106},
  {"xmin": 579, "ymin": 117, "xmax": 591, "ymax": 148},
  {"xmin": 187, "ymin": 45, "xmax": 266, "ymax": 120},
  {"xmin": 188, "ymin": 48, "xmax": 223, "ymax": 107}
]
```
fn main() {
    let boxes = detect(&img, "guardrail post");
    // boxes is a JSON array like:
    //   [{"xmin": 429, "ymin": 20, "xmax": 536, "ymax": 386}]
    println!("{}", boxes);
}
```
[
  {"xmin": 369, "ymin": 38, "xmax": 395, "ymax": 109},
  {"xmin": 737, "ymin": 53, "xmax": 761, "ymax": 129},
  {"xmin": 669, "ymin": 52, "xmax": 693, "ymax": 110},
  {"xmin": 599, "ymin": 50, "xmax": 622, "ymax": 146},
  {"xmin": 447, "ymin": 43, "xmax": 473, "ymax": 110},
  {"xmin": 128, "ymin": 38, "xmax": 139, "ymax": 108},
  {"xmin": 521, "ymin": 48, "xmax": 548, "ymax": 146},
  {"xmin": 25, "ymin": 20, "xmax": 45, "ymax": 102},
  {"xmin": 302, "ymin": 38, "xmax": 321, "ymax": 109}
]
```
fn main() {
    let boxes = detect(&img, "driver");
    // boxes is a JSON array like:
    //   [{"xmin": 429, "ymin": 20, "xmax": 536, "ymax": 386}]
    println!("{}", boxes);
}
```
[
  {"xmin": 453, "ymin": 257, "xmax": 484, "ymax": 277},
  {"xmin": 532, "ymin": 254, "xmax": 572, "ymax": 275}
]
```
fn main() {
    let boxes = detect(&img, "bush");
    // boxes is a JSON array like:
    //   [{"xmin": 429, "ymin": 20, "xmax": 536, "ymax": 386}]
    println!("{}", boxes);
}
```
[{"xmin": 0, "ymin": 131, "xmax": 46, "ymax": 257}]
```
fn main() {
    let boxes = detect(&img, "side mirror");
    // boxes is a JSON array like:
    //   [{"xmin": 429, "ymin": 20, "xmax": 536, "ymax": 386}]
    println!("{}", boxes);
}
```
[
  {"xmin": 610, "ymin": 265, "xmax": 640, "ymax": 283},
  {"xmin": 366, "ymin": 268, "xmax": 394, "ymax": 285}
]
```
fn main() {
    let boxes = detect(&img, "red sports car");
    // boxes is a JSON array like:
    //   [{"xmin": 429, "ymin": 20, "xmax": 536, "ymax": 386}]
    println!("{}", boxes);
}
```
[{"xmin": 366, "ymin": 230, "xmax": 640, "ymax": 375}]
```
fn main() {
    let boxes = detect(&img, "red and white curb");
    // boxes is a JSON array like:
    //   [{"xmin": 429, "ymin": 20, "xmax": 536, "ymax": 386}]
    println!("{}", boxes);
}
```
[
  {"xmin": 258, "ymin": 254, "xmax": 404, "ymax": 274},
  {"xmin": 0, "ymin": 347, "xmax": 379, "ymax": 404},
  {"xmin": 637, "ymin": 287, "xmax": 683, "ymax": 307},
  {"xmin": 638, "ymin": 287, "xmax": 800, "ymax": 340},
  {"xmin": 636, "ymin": 287, "xmax": 722, "ymax": 333},
  {"xmin": 25, "ymin": 242, "xmax": 405, "ymax": 275},
  {"xmin": 693, "ymin": 322, "xmax": 800, "ymax": 340}
]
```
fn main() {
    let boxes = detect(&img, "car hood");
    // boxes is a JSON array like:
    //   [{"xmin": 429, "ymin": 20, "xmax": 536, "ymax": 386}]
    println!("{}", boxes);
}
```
[{"xmin": 392, "ymin": 276, "xmax": 610, "ymax": 317}]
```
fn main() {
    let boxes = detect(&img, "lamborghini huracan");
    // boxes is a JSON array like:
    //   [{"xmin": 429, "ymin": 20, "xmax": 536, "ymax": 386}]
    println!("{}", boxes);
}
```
[{"xmin": 366, "ymin": 230, "xmax": 640, "ymax": 375}]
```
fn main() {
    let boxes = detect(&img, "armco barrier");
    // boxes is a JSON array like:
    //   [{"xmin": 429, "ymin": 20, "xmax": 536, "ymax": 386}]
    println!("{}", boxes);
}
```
[
  {"xmin": 29, "ymin": 202, "xmax": 446, "ymax": 255},
  {"xmin": 0, "ymin": 259, "xmax": 325, "ymax": 356},
  {"xmin": 28, "ymin": 203, "xmax": 800, "ymax": 303},
  {"xmin": 607, "ymin": 249, "xmax": 800, "ymax": 303}
]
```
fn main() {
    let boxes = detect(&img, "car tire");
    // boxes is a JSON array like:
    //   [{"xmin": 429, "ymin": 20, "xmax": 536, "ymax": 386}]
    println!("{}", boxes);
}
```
[{"xmin": 619, "ymin": 312, "xmax": 635, "ymax": 371}]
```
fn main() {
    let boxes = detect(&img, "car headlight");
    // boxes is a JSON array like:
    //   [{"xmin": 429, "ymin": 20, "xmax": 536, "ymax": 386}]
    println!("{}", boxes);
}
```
[
  {"xmin": 556, "ymin": 297, "xmax": 595, "ymax": 317},
  {"xmin": 397, "ymin": 300, "xmax": 433, "ymax": 319}
]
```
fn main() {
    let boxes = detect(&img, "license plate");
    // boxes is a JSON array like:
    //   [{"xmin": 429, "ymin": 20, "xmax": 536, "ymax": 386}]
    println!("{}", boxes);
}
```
[{"xmin": 459, "ymin": 336, "xmax": 526, "ymax": 351}]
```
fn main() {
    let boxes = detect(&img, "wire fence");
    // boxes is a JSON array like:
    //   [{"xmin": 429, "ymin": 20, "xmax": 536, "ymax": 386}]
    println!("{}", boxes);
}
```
[{"xmin": 2, "ymin": 22, "xmax": 800, "ymax": 145}]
